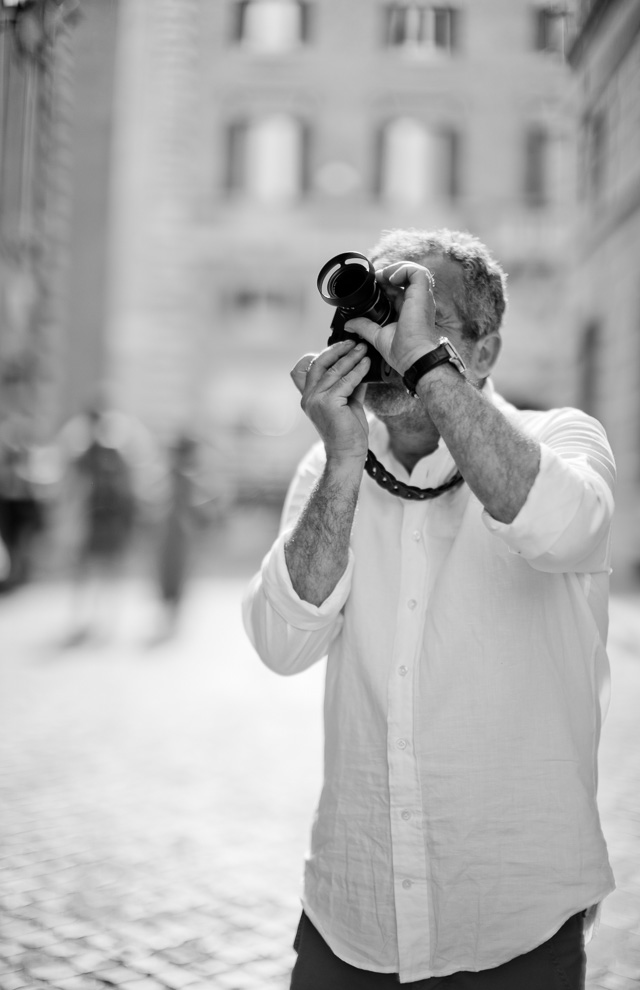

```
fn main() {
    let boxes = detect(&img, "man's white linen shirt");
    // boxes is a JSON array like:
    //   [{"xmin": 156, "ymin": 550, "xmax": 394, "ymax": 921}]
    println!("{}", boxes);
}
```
[{"xmin": 242, "ymin": 383, "xmax": 616, "ymax": 983}]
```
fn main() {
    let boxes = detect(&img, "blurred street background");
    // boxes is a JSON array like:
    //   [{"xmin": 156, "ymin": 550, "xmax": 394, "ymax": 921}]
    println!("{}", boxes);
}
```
[{"xmin": 1, "ymin": 0, "xmax": 640, "ymax": 988}]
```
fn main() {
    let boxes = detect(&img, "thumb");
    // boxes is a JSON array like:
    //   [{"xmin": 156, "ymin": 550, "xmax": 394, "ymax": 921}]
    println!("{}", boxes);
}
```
[{"xmin": 290, "ymin": 353, "xmax": 318, "ymax": 395}]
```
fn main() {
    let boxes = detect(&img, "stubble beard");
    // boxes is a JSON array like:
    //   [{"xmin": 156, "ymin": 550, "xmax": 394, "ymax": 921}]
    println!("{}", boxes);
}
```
[{"xmin": 364, "ymin": 383, "xmax": 436, "ymax": 431}]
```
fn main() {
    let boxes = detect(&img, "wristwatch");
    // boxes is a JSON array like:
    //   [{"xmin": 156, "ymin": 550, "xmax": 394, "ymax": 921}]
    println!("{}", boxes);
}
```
[{"xmin": 402, "ymin": 337, "xmax": 466, "ymax": 396}]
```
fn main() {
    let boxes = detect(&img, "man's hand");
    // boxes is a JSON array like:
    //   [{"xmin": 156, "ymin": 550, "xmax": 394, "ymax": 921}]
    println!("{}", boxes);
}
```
[
  {"xmin": 290, "ymin": 338, "xmax": 370, "ymax": 465},
  {"xmin": 345, "ymin": 262, "xmax": 440, "ymax": 376}
]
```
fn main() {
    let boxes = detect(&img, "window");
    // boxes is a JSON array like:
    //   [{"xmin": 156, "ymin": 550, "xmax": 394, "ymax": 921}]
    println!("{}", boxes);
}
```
[
  {"xmin": 533, "ymin": 5, "xmax": 570, "ymax": 56},
  {"xmin": 228, "ymin": 287, "xmax": 302, "ymax": 315},
  {"xmin": 524, "ymin": 126, "xmax": 549, "ymax": 208},
  {"xmin": 375, "ymin": 118, "xmax": 461, "ymax": 204},
  {"xmin": 225, "ymin": 114, "xmax": 310, "ymax": 203},
  {"xmin": 221, "ymin": 285, "xmax": 304, "ymax": 347},
  {"xmin": 383, "ymin": 4, "xmax": 458, "ymax": 54},
  {"xmin": 584, "ymin": 110, "xmax": 606, "ymax": 202},
  {"xmin": 442, "ymin": 127, "xmax": 461, "ymax": 201},
  {"xmin": 579, "ymin": 321, "xmax": 600, "ymax": 416},
  {"xmin": 231, "ymin": 0, "xmax": 310, "ymax": 52}
]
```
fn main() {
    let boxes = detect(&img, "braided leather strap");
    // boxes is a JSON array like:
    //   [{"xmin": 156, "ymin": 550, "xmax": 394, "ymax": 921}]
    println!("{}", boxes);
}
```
[{"xmin": 365, "ymin": 449, "xmax": 464, "ymax": 501}]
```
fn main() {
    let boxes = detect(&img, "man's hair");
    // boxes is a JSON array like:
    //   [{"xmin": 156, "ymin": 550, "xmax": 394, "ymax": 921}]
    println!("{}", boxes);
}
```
[{"xmin": 369, "ymin": 228, "xmax": 508, "ymax": 341}]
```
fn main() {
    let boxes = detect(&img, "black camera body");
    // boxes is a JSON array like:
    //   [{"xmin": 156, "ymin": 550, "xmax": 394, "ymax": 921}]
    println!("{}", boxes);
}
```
[{"xmin": 316, "ymin": 251, "xmax": 396, "ymax": 384}]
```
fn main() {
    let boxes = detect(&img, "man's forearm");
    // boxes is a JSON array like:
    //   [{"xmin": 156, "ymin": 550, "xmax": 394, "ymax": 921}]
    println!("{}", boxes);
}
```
[
  {"xmin": 284, "ymin": 459, "xmax": 362, "ymax": 606},
  {"xmin": 418, "ymin": 366, "xmax": 540, "ymax": 523}
]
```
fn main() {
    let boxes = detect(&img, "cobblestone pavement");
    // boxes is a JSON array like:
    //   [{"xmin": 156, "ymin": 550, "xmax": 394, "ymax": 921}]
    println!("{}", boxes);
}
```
[{"xmin": 0, "ymin": 579, "xmax": 639, "ymax": 990}]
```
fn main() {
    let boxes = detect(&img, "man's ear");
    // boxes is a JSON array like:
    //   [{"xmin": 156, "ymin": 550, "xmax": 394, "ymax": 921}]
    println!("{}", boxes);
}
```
[{"xmin": 468, "ymin": 333, "xmax": 501, "ymax": 378}]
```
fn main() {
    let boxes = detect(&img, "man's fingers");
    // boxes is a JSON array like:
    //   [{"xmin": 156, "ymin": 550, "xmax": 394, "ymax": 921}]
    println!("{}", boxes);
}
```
[
  {"xmin": 312, "ymin": 343, "xmax": 369, "ymax": 395},
  {"xmin": 291, "ymin": 341, "xmax": 355, "ymax": 394},
  {"xmin": 322, "ymin": 355, "xmax": 370, "ymax": 399},
  {"xmin": 344, "ymin": 317, "xmax": 386, "ymax": 350},
  {"xmin": 378, "ymin": 262, "xmax": 435, "ymax": 291},
  {"xmin": 292, "ymin": 340, "xmax": 370, "ymax": 400}
]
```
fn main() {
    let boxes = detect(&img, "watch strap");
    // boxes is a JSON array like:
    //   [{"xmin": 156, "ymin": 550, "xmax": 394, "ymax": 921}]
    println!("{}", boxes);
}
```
[{"xmin": 402, "ymin": 344, "xmax": 452, "ymax": 396}]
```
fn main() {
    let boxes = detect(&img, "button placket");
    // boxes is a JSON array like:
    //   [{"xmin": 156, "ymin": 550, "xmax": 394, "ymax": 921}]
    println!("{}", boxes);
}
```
[{"xmin": 387, "ymin": 501, "xmax": 432, "ymax": 970}]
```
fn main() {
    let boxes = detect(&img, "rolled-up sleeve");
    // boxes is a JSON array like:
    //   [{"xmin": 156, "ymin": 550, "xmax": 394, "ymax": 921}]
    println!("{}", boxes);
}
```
[
  {"xmin": 482, "ymin": 408, "xmax": 615, "ymax": 573},
  {"xmin": 242, "ymin": 441, "xmax": 354, "ymax": 675}
]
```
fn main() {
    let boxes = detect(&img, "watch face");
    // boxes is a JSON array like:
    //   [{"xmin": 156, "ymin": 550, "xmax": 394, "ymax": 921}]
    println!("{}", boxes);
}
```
[{"xmin": 439, "ymin": 337, "xmax": 466, "ymax": 374}]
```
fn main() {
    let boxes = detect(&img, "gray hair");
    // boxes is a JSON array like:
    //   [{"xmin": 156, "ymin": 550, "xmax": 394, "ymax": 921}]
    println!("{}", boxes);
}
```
[{"xmin": 369, "ymin": 228, "xmax": 508, "ymax": 340}]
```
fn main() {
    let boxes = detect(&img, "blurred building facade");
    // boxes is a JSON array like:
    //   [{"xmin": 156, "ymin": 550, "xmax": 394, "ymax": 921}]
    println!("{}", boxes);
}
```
[
  {"xmin": 105, "ymin": 0, "xmax": 580, "ymax": 502},
  {"xmin": 0, "ymin": 0, "xmax": 80, "ymax": 446},
  {"xmin": 569, "ymin": 0, "xmax": 640, "ymax": 583}
]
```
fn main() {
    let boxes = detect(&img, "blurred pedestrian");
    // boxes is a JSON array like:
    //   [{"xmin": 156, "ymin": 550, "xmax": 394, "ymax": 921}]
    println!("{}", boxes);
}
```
[
  {"xmin": 0, "ymin": 436, "xmax": 44, "ymax": 592},
  {"xmin": 153, "ymin": 433, "xmax": 199, "ymax": 639},
  {"xmin": 61, "ymin": 402, "xmax": 138, "ymax": 644}
]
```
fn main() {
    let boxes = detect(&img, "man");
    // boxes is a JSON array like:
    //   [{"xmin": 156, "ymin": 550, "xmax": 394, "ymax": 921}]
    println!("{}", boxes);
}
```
[{"xmin": 242, "ymin": 229, "xmax": 615, "ymax": 988}]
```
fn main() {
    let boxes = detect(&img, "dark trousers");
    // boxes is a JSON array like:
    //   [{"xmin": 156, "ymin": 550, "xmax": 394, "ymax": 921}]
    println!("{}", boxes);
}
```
[{"xmin": 290, "ymin": 910, "xmax": 586, "ymax": 989}]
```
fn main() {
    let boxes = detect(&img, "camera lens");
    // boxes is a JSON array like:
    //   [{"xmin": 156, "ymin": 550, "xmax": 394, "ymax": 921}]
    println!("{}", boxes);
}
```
[
  {"xmin": 318, "ymin": 252, "xmax": 374, "ymax": 308},
  {"xmin": 328, "ymin": 263, "xmax": 369, "ymax": 300}
]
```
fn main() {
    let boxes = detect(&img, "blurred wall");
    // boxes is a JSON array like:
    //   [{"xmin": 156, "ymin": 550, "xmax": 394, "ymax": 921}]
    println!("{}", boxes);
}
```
[{"xmin": 569, "ymin": 0, "xmax": 640, "ymax": 584}]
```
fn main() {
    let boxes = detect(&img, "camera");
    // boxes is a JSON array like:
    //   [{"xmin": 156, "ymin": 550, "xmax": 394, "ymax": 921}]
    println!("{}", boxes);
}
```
[{"xmin": 316, "ymin": 251, "xmax": 396, "ymax": 384}]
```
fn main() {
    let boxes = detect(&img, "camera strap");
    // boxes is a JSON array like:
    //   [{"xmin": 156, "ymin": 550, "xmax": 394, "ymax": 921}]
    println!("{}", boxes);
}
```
[{"xmin": 365, "ymin": 449, "xmax": 464, "ymax": 501}]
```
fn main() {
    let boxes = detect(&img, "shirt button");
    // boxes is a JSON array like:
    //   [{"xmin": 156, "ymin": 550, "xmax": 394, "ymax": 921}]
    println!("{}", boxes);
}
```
[
  {"xmin": 402, "ymin": 879, "xmax": 412, "ymax": 890},
  {"xmin": 407, "ymin": 599, "xmax": 417, "ymax": 610},
  {"xmin": 412, "ymin": 530, "xmax": 421, "ymax": 541},
  {"xmin": 398, "ymin": 665, "xmax": 408, "ymax": 677},
  {"xmin": 396, "ymin": 739, "xmax": 407, "ymax": 750},
  {"xmin": 401, "ymin": 810, "xmax": 411, "ymax": 820}
]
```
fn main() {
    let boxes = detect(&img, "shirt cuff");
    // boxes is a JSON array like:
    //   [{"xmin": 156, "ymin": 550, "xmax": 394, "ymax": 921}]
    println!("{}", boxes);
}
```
[
  {"xmin": 261, "ymin": 530, "xmax": 355, "ymax": 629},
  {"xmin": 481, "ymin": 442, "xmax": 612, "ymax": 560}
]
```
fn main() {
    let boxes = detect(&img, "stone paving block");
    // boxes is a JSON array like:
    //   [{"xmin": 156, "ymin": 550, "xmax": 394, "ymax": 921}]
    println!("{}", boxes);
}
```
[
  {"xmin": 56, "ymin": 979, "xmax": 108, "ymax": 990},
  {"xmin": 0, "ymin": 924, "xmax": 39, "ymax": 943},
  {"xmin": 3, "ymin": 882, "xmax": 42, "ymax": 898},
  {"xmin": 214, "ymin": 943, "xmax": 266, "ymax": 968},
  {"xmin": 188, "ymin": 957, "xmax": 230, "ymax": 979},
  {"xmin": 68, "ymin": 951, "xmax": 116, "ymax": 974},
  {"xmin": 147, "ymin": 964, "xmax": 197, "ymax": 990},
  {"xmin": 0, "ymin": 897, "xmax": 33, "ymax": 913},
  {"xmin": 0, "ymin": 975, "xmax": 31, "ymax": 990},
  {"xmin": 594, "ymin": 975, "xmax": 640, "ymax": 990},
  {"xmin": 0, "ymin": 943, "xmax": 25, "ymax": 960},
  {"xmin": 610, "ymin": 955, "xmax": 640, "ymax": 981},
  {"xmin": 603, "ymin": 891, "xmax": 640, "ymax": 933},
  {"xmin": 24, "ymin": 961, "xmax": 79, "ymax": 983},
  {"xmin": 156, "ymin": 947, "xmax": 205, "ymax": 968},
  {"xmin": 90, "ymin": 966, "xmax": 142, "ymax": 986},
  {"xmin": 243, "ymin": 957, "xmax": 292, "ymax": 980},
  {"xmin": 109, "ymin": 954, "xmax": 163, "ymax": 978},
  {"xmin": 82, "ymin": 934, "xmax": 121, "ymax": 954},
  {"xmin": 112, "ymin": 930, "xmax": 171, "ymax": 955},
  {"xmin": 53, "ymin": 924, "xmax": 98, "ymax": 942},
  {"xmin": 44, "ymin": 942, "xmax": 86, "ymax": 960},
  {"xmin": 15, "ymin": 934, "xmax": 58, "ymax": 952},
  {"xmin": 0, "ymin": 954, "xmax": 27, "ymax": 975},
  {"xmin": 214, "ymin": 972, "xmax": 264, "ymax": 990},
  {"xmin": 179, "ymin": 984, "xmax": 222, "ymax": 990}
]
